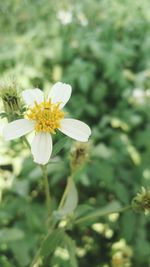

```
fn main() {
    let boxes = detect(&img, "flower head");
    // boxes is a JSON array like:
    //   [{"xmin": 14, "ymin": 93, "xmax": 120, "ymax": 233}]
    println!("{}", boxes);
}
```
[
  {"xmin": 132, "ymin": 187, "xmax": 150, "ymax": 215},
  {"xmin": 0, "ymin": 79, "xmax": 21, "ymax": 119},
  {"xmin": 26, "ymin": 100, "xmax": 64, "ymax": 133},
  {"xmin": 70, "ymin": 142, "xmax": 90, "ymax": 172},
  {"xmin": 3, "ymin": 82, "xmax": 91, "ymax": 165},
  {"xmin": 111, "ymin": 239, "xmax": 132, "ymax": 267}
]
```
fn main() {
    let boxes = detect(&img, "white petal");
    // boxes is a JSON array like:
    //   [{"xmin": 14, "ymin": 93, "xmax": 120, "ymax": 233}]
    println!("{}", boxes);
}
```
[
  {"xmin": 3, "ymin": 119, "xmax": 35, "ymax": 140},
  {"xmin": 48, "ymin": 82, "xmax": 72, "ymax": 108},
  {"xmin": 59, "ymin": 119, "xmax": 91, "ymax": 142},
  {"xmin": 22, "ymin": 88, "xmax": 44, "ymax": 106},
  {"xmin": 31, "ymin": 133, "xmax": 52, "ymax": 165}
]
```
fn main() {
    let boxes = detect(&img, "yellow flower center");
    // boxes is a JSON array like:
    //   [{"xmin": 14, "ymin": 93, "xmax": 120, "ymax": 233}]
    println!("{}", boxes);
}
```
[{"xmin": 26, "ymin": 100, "xmax": 64, "ymax": 133}]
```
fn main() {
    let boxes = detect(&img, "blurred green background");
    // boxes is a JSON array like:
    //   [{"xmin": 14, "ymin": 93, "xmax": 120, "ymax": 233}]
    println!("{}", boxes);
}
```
[{"xmin": 0, "ymin": 0, "xmax": 150, "ymax": 266}]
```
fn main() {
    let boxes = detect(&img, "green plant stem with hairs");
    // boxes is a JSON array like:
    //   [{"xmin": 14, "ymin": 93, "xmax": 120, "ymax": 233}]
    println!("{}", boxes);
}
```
[
  {"xmin": 21, "ymin": 136, "xmax": 30, "ymax": 149},
  {"xmin": 75, "ymin": 205, "xmax": 132, "ymax": 225},
  {"xmin": 41, "ymin": 164, "xmax": 51, "ymax": 214}
]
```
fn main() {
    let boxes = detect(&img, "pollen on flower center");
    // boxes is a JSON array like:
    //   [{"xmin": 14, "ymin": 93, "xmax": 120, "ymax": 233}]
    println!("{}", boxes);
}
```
[{"xmin": 26, "ymin": 100, "xmax": 64, "ymax": 133}]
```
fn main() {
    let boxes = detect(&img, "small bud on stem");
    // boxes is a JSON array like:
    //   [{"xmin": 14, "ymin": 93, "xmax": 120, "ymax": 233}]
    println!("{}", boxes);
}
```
[
  {"xmin": 131, "ymin": 187, "xmax": 150, "ymax": 215},
  {"xmin": 0, "ymin": 78, "xmax": 21, "ymax": 121},
  {"xmin": 70, "ymin": 142, "xmax": 90, "ymax": 172}
]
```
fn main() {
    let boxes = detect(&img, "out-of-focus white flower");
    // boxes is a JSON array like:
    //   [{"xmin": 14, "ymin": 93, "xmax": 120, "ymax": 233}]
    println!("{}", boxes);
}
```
[
  {"xmin": 146, "ymin": 88, "xmax": 150, "ymax": 97},
  {"xmin": 3, "ymin": 82, "xmax": 91, "ymax": 165},
  {"xmin": 57, "ymin": 10, "xmax": 72, "ymax": 25},
  {"xmin": 131, "ymin": 88, "xmax": 150, "ymax": 105},
  {"xmin": 132, "ymin": 88, "xmax": 144, "ymax": 98},
  {"xmin": 132, "ymin": 88, "xmax": 145, "ymax": 104},
  {"xmin": 77, "ymin": 13, "xmax": 88, "ymax": 26}
]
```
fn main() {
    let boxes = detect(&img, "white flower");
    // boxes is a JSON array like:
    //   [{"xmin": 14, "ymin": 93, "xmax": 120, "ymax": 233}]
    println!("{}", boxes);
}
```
[
  {"xmin": 57, "ymin": 10, "xmax": 72, "ymax": 25},
  {"xmin": 3, "ymin": 82, "xmax": 91, "ymax": 165}
]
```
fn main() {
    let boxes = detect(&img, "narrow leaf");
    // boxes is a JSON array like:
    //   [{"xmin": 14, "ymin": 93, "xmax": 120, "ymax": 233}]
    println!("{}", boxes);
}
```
[
  {"xmin": 63, "ymin": 233, "xmax": 78, "ymax": 267},
  {"xmin": 54, "ymin": 177, "xmax": 78, "ymax": 219},
  {"xmin": 52, "ymin": 137, "xmax": 68, "ymax": 157},
  {"xmin": 0, "ymin": 111, "xmax": 7, "ymax": 118},
  {"xmin": 30, "ymin": 229, "xmax": 64, "ymax": 267},
  {"xmin": 40, "ymin": 229, "xmax": 64, "ymax": 258},
  {"xmin": 0, "ymin": 228, "xmax": 24, "ymax": 243},
  {"xmin": 75, "ymin": 201, "xmax": 122, "ymax": 225}
]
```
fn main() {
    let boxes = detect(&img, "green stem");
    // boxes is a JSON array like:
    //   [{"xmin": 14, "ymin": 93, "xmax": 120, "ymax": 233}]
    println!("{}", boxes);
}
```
[
  {"xmin": 0, "ymin": 190, "xmax": 2, "ymax": 203},
  {"xmin": 75, "ymin": 205, "xmax": 131, "ymax": 225},
  {"xmin": 41, "ymin": 165, "xmax": 51, "ymax": 214},
  {"xmin": 21, "ymin": 136, "xmax": 30, "ymax": 149},
  {"xmin": 30, "ymin": 167, "xmax": 55, "ymax": 267},
  {"xmin": 29, "ymin": 228, "xmax": 52, "ymax": 267}
]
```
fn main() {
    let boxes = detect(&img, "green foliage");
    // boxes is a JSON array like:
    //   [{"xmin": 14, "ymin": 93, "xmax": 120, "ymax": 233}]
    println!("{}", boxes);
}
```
[
  {"xmin": 52, "ymin": 137, "xmax": 69, "ymax": 157},
  {"xmin": 75, "ymin": 201, "xmax": 122, "ymax": 226},
  {"xmin": 39, "ymin": 229, "xmax": 65, "ymax": 263},
  {"xmin": 0, "ymin": 228, "xmax": 24, "ymax": 243},
  {"xmin": 0, "ymin": 0, "xmax": 150, "ymax": 266},
  {"xmin": 57, "ymin": 177, "xmax": 78, "ymax": 219}
]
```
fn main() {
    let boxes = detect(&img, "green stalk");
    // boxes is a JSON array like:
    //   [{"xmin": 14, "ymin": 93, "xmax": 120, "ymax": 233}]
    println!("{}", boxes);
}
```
[
  {"xmin": 21, "ymin": 137, "xmax": 51, "ymax": 213},
  {"xmin": 75, "ymin": 205, "xmax": 131, "ymax": 225},
  {"xmin": 21, "ymin": 136, "xmax": 30, "ymax": 149},
  {"xmin": 41, "ymin": 165, "xmax": 51, "ymax": 214}
]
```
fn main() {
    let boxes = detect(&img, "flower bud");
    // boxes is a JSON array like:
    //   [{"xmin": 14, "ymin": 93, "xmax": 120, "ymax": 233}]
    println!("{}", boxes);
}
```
[
  {"xmin": 0, "ymin": 78, "xmax": 21, "ymax": 121},
  {"xmin": 70, "ymin": 142, "xmax": 90, "ymax": 172},
  {"xmin": 111, "ymin": 239, "xmax": 132, "ymax": 267},
  {"xmin": 131, "ymin": 187, "xmax": 150, "ymax": 215}
]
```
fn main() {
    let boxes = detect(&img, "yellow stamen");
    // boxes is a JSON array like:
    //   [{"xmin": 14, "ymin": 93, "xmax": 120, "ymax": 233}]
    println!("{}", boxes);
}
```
[{"xmin": 26, "ymin": 99, "xmax": 64, "ymax": 133}]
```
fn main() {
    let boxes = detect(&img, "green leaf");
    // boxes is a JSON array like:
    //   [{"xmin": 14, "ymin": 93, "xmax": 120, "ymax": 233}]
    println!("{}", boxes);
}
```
[
  {"xmin": 61, "ymin": 178, "xmax": 78, "ymax": 215},
  {"xmin": 63, "ymin": 233, "xmax": 78, "ymax": 267},
  {"xmin": 54, "ymin": 177, "xmax": 78, "ymax": 219},
  {"xmin": 52, "ymin": 137, "xmax": 68, "ymax": 157},
  {"xmin": 0, "ymin": 111, "xmax": 7, "ymax": 118},
  {"xmin": 121, "ymin": 210, "xmax": 136, "ymax": 242},
  {"xmin": 0, "ymin": 228, "xmax": 25, "ymax": 243},
  {"xmin": 31, "ymin": 229, "xmax": 65, "ymax": 267},
  {"xmin": 40, "ymin": 229, "xmax": 64, "ymax": 259},
  {"xmin": 75, "ymin": 201, "xmax": 122, "ymax": 225},
  {"xmin": 0, "ymin": 256, "xmax": 15, "ymax": 267},
  {"xmin": 74, "ymin": 204, "xmax": 94, "ymax": 219},
  {"xmin": 10, "ymin": 240, "xmax": 31, "ymax": 266}
]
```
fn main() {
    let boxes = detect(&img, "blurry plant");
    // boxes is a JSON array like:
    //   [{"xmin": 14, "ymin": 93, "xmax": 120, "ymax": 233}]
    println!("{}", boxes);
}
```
[
  {"xmin": 111, "ymin": 239, "xmax": 132, "ymax": 267},
  {"xmin": 57, "ymin": 9, "xmax": 73, "ymax": 25},
  {"xmin": 0, "ymin": 0, "xmax": 150, "ymax": 266},
  {"xmin": 0, "ymin": 79, "xmax": 91, "ymax": 266},
  {"xmin": 0, "ymin": 78, "xmax": 145, "ymax": 267},
  {"xmin": 0, "ymin": 169, "xmax": 14, "ymax": 201}
]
